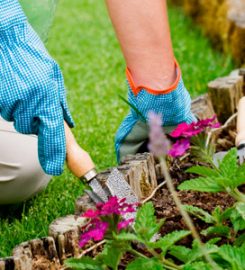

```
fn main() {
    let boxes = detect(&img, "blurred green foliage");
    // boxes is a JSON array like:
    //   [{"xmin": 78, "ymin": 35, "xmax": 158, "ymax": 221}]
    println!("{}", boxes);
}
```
[{"xmin": 19, "ymin": 0, "xmax": 58, "ymax": 42}]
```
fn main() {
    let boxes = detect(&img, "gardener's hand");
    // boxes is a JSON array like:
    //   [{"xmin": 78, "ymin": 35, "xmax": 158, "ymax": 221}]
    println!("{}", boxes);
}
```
[
  {"xmin": 0, "ymin": 0, "xmax": 74, "ymax": 175},
  {"xmin": 115, "ymin": 61, "xmax": 196, "ymax": 163}
]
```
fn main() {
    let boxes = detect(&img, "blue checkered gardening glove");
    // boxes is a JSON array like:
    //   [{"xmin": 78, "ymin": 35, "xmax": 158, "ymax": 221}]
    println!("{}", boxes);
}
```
[
  {"xmin": 0, "ymin": 0, "xmax": 74, "ymax": 175},
  {"xmin": 115, "ymin": 62, "xmax": 196, "ymax": 163}
]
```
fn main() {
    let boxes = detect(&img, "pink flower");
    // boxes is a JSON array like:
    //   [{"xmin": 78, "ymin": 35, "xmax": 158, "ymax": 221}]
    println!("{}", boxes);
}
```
[
  {"xmin": 168, "ymin": 138, "xmax": 190, "ymax": 158},
  {"xmin": 170, "ymin": 116, "xmax": 220, "ymax": 139},
  {"xmin": 197, "ymin": 116, "xmax": 221, "ymax": 129},
  {"xmin": 79, "ymin": 196, "xmax": 137, "ymax": 248},
  {"xmin": 148, "ymin": 111, "xmax": 170, "ymax": 157},
  {"xmin": 170, "ymin": 122, "xmax": 201, "ymax": 138},
  {"xmin": 83, "ymin": 209, "xmax": 100, "ymax": 218},
  {"xmin": 79, "ymin": 220, "xmax": 109, "ymax": 248},
  {"xmin": 117, "ymin": 218, "xmax": 134, "ymax": 231},
  {"xmin": 99, "ymin": 196, "xmax": 121, "ymax": 216}
]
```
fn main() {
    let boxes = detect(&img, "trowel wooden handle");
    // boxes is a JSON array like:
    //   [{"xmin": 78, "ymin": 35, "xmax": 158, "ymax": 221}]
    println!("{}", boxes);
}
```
[
  {"xmin": 64, "ymin": 121, "xmax": 95, "ymax": 178},
  {"xmin": 236, "ymin": 97, "xmax": 245, "ymax": 147}
]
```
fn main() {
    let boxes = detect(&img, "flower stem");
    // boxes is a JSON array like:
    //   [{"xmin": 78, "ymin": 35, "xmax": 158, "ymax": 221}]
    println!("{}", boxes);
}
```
[
  {"xmin": 230, "ymin": 188, "xmax": 245, "ymax": 202},
  {"xmin": 130, "ymin": 248, "xmax": 148, "ymax": 259},
  {"xmin": 159, "ymin": 157, "xmax": 221, "ymax": 270}
]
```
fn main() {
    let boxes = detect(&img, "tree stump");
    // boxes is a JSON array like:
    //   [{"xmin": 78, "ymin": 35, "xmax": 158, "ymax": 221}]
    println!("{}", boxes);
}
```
[
  {"xmin": 119, "ymin": 153, "xmax": 158, "ymax": 200},
  {"xmin": 96, "ymin": 153, "xmax": 158, "ymax": 201},
  {"xmin": 49, "ymin": 215, "xmax": 87, "ymax": 263},
  {"xmin": 191, "ymin": 94, "xmax": 216, "ymax": 120},
  {"xmin": 74, "ymin": 193, "xmax": 96, "ymax": 216},
  {"xmin": 0, "ymin": 257, "xmax": 23, "ymax": 270},
  {"xmin": 0, "ymin": 238, "xmax": 61, "ymax": 270},
  {"xmin": 208, "ymin": 74, "xmax": 244, "ymax": 123}
]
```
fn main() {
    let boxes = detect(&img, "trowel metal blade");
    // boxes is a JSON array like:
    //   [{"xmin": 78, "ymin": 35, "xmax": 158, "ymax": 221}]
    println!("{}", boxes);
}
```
[
  {"xmin": 213, "ymin": 151, "xmax": 227, "ymax": 167},
  {"xmin": 213, "ymin": 147, "xmax": 245, "ymax": 167},
  {"xmin": 106, "ymin": 168, "xmax": 138, "ymax": 204},
  {"xmin": 88, "ymin": 178, "xmax": 108, "ymax": 203}
]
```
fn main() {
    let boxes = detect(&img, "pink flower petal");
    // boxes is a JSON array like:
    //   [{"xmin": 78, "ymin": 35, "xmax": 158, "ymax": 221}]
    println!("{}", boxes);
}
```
[
  {"xmin": 168, "ymin": 139, "xmax": 190, "ymax": 158},
  {"xmin": 170, "ymin": 122, "xmax": 190, "ymax": 138},
  {"xmin": 100, "ymin": 196, "xmax": 121, "ymax": 215},
  {"xmin": 82, "ymin": 209, "xmax": 100, "ymax": 218},
  {"xmin": 117, "ymin": 218, "xmax": 134, "ymax": 231},
  {"xmin": 79, "ymin": 233, "xmax": 91, "ymax": 248},
  {"xmin": 79, "ymin": 221, "xmax": 109, "ymax": 247},
  {"xmin": 170, "ymin": 116, "xmax": 220, "ymax": 140}
]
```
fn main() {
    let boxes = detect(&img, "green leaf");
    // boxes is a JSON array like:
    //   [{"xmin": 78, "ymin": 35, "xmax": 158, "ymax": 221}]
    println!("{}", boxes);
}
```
[
  {"xmin": 235, "ymin": 203, "xmax": 245, "ymax": 220},
  {"xmin": 218, "ymin": 245, "xmax": 245, "ymax": 270},
  {"xmin": 65, "ymin": 257, "xmax": 103, "ymax": 270},
  {"xmin": 178, "ymin": 177, "xmax": 223, "ymax": 193},
  {"xmin": 201, "ymin": 225, "xmax": 231, "ymax": 238},
  {"xmin": 135, "ymin": 202, "xmax": 163, "ymax": 242},
  {"xmin": 99, "ymin": 241, "xmax": 126, "ymax": 269},
  {"xmin": 169, "ymin": 245, "xmax": 191, "ymax": 263},
  {"xmin": 206, "ymin": 238, "xmax": 222, "ymax": 245},
  {"xmin": 186, "ymin": 166, "xmax": 219, "ymax": 177},
  {"xmin": 183, "ymin": 262, "xmax": 213, "ymax": 270},
  {"xmin": 182, "ymin": 205, "xmax": 214, "ymax": 224},
  {"xmin": 187, "ymin": 240, "xmax": 219, "ymax": 264},
  {"xmin": 126, "ymin": 257, "xmax": 165, "ymax": 270},
  {"xmin": 219, "ymin": 148, "xmax": 238, "ymax": 178},
  {"xmin": 114, "ymin": 232, "xmax": 140, "ymax": 242},
  {"xmin": 152, "ymin": 230, "xmax": 190, "ymax": 256},
  {"xmin": 234, "ymin": 233, "xmax": 245, "ymax": 247},
  {"xmin": 230, "ymin": 208, "xmax": 245, "ymax": 232},
  {"xmin": 211, "ymin": 207, "xmax": 227, "ymax": 224}
]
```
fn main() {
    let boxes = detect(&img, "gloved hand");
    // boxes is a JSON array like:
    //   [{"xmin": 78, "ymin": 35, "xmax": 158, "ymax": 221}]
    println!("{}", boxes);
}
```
[
  {"xmin": 115, "ymin": 61, "xmax": 196, "ymax": 163},
  {"xmin": 0, "ymin": 0, "xmax": 74, "ymax": 175}
]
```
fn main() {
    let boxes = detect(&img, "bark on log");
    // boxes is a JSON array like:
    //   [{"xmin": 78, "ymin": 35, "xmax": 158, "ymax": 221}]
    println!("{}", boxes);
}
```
[
  {"xmin": 97, "ymin": 153, "xmax": 157, "ymax": 201},
  {"xmin": 74, "ymin": 194, "xmax": 96, "ymax": 216},
  {"xmin": 208, "ymin": 74, "xmax": 244, "ymax": 123},
  {"xmin": 191, "ymin": 94, "xmax": 216, "ymax": 120},
  {"xmin": 0, "ymin": 257, "xmax": 22, "ymax": 270},
  {"xmin": 121, "ymin": 153, "xmax": 158, "ymax": 200},
  {"xmin": 12, "ymin": 237, "xmax": 60, "ymax": 270},
  {"xmin": 49, "ymin": 215, "xmax": 87, "ymax": 263}
]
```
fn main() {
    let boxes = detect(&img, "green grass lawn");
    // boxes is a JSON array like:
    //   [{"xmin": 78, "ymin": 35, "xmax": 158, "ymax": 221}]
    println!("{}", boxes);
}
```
[{"xmin": 0, "ymin": 0, "xmax": 234, "ymax": 257}]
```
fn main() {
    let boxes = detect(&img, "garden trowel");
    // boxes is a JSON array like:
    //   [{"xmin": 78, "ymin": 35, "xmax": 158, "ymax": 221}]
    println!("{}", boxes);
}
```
[
  {"xmin": 65, "ymin": 122, "xmax": 108, "ymax": 203},
  {"xmin": 213, "ymin": 97, "xmax": 245, "ymax": 166},
  {"xmin": 64, "ymin": 122, "xmax": 138, "ymax": 205}
]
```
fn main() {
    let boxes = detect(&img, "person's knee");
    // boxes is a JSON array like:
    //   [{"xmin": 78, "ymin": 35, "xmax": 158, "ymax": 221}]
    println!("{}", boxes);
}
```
[
  {"xmin": 0, "ymin": 160, "xmax": 51, "ymax": 205},
  {"xmin": 0, "ymin": 118, "xmax": 52, "ymax": 204}
]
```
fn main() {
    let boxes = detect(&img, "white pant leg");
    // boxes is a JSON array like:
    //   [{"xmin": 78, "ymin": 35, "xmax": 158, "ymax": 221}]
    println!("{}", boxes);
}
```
[{"xmin": 0, "ymin": 118, "xmax": 51, "ymax": 204}]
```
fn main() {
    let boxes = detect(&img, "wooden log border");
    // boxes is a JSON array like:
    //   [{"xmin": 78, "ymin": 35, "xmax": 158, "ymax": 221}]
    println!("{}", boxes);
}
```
[{"xmin": 0, "ymin": 68, "xmax": 244, "ymax": 269}]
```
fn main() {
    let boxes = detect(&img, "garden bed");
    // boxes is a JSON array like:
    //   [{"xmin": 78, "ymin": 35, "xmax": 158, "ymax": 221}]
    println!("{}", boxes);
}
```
[{"xmin": 0, "ymin": 68, "xmax": 245, "ymax": 269}]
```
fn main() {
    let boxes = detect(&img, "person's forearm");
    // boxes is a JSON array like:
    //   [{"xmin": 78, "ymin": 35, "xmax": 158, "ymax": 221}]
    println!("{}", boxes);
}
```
[{"xmin": 105, "ymin": 0, "xmax": 176, "ymax": 90}]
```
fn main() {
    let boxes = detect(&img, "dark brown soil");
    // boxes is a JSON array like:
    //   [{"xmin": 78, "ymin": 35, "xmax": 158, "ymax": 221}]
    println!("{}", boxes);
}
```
[
  {"xmin": 153, "ymin": 124, "xmax": 237, "ymax": 236},
  {"xmin": 84, "ymin": 124, "xmax": 239, "ymax": 268},
  {"xmin": 153, "ymin": 159, "xmax": 235, "ymax": 236}
]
